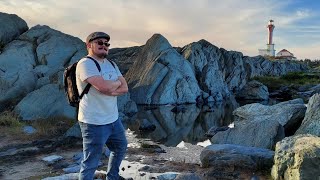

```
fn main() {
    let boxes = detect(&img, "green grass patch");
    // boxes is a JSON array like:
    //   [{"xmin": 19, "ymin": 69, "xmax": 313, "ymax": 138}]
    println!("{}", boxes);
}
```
[
  {"xmin": 253, "ymin": 71, "xmax": 320, "ymax": 91},
  {"xmin": 30, "ymin": 116, "xmax": 75, "ymax": 138},
  {"xmin": 0, "ymin": 110, "xmax": 76, "ymax": 141},
  {"xmin": 0, "ymin": 111, "xmax": 22, "ymax": 127}
]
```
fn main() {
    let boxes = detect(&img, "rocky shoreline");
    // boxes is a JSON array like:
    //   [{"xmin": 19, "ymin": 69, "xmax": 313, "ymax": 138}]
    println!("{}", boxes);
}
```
[{"xmin": 0, "ymin": 129, "xmax": 271, "ymax": 180}]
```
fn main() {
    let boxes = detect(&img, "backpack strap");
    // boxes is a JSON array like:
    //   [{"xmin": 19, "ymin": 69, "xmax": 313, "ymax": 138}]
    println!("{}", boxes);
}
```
[
  {"xmin": 79, "ymin": 56, "xmax": 101, "ymax": 99},
  {"xmin": 108, "ymin": 60, "xmax": 116, "ymax": 68}
]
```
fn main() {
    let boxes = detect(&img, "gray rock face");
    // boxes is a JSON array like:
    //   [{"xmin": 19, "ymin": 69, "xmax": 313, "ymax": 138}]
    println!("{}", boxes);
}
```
[
  {"xmin": 233, "ymin": 99, "xmax": 306, "ymax": 135},
  {"xmin": 181, "ymin": 40, "xmax": 230, "ymax": 101},
  {"xmin": 0, "ymin": 12, "xmax": 28, "ymax": 47},
  {"xmin": 181, "ymin": 40, "xmax": 249, "ymax": 93},
  {"xmin": 0, "ymin": 24, "xmax": 87, "ymax": 112},
  {"xmin": 244, "ymin": 56, "xmax": 308, "ymax": 78},
  {"xmin": 210, "ymin": 99, "xmax": 306, "ymax": 149},
  {"xmin": 211, "ymin": 118, "xmax": 284, "ymax": 149},
  {"xmin": 19, "ymin": 25, "xmax": 87, "ymax": 76},
  {"xmin": 126, "ymin": 34, "xmax": 201, "ymax": 104},
  {"xmin": 236, "ymin": 80, "xmax": 269, "ymax": 100},
  {"xmin": 117, "ymin": 93, "xmax": 138, "ymax": 117},
  {"xmin": 271, "ymin": 134, "xmax": 320, "ymax": 180},
  {"xmin": 14, "ymin": 84, "xmax": 75, "ymax": 120},
  {"xmin": 219, "ymin": 49, "xmax": 248, "ymax": 92},
  {"xmin": 200, "ymin": 144, "xmax": 274, "ymax": 170},
  {"xmin": 295, "ymin": 93, "xmax": 320, "ymax": 136},
  {"xmin": 0, "ymin": 40, "xmax": 37, "ymax": 110},
  {"xmin": 108, "ymin": 46, "xmax": 142, "ymax": 75}
]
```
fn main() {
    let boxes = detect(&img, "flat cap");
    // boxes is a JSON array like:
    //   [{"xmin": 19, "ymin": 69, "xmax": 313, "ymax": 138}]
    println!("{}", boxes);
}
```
[{"xmin": 86, "ymin": 32, "xmax": 110, "ymax": 43}]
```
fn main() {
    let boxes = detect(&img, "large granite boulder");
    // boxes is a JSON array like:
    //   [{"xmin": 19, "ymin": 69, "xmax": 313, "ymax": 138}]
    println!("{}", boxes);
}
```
[
  {"xmin": 218, "ymin": 49, "xmax": 248, "ymax": 92},
  {"xmin": 210, "ymin": 117, "xmax": 284, "ymax": 149},
  {"xmin": 210, "ymin": 99, "xmax": 306, "ymax": 149},
  {"xmin": 233, "ymin": 98, "xmax": 306, "ymax": 135},
  {"xmin": 107, "ymin": 46, "xmax": 142, "ymax": 75},
  {"xmin": 0, "ymin": 40, "xmax": 37, "ymax": 111},
  {"xmin": 125, "ymin": 34, "xmax": 201, "ymax": 105},
  {"xmin": 14, "ymin": 84, "xmax": 74, "ymax": 120},
  {"xmin": 200, "ymin": 144, "xmax": 274, "ymax": 170},
  {"xmin": 0, "ymin": 12, "xmax": 28, "ymax": 47},
  {"xmin": 295, "ymin": 93, "xmax": 320, "ymax": 136},
  {"xmin": 236, "ymin": 80, "xmax": 269, "ymax": 100},
  {"xmin": 271, "ymin": 134, "xmax": 320, "ymax": 180},
  {"xmin": 19, "ymin": 25, "xmax": 87, "ymax": 76},
  {"xmin": 181, "ymin": 40, "xmax": 230, "ymax": 101},
  {"xmin": 0, "ymin": 24, "xmax": 87, "ymax": 112}
]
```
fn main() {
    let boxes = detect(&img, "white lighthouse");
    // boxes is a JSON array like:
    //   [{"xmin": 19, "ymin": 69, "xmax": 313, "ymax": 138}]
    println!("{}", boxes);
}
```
[{"xmin": 259, "ymin": 20, "xmax": 276, "ymax": 57}]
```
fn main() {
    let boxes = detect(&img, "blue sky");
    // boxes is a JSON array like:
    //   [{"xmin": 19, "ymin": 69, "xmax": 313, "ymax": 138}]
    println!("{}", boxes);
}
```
[{"xmin": 0, "ymin": 0, "xmax": 319, "ymax": 59}]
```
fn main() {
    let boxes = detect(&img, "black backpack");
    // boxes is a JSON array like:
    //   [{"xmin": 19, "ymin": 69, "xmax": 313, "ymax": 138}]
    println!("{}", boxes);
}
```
[
  {"xmin": 63, "ymin": 56, "xmax": 101, "ymax": 107},
  {"xmin": 64, "ymin": 56, "xmax": 116, "ymax": 107}
]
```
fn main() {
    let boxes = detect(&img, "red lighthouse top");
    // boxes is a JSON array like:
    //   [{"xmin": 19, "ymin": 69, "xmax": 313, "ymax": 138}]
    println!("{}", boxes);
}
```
[
  {"xmin": 267, "ymin": 20, "xmax": 275, "ymax": 30},
  {"xmin": 267, "ymin": 20, "xmax": 275, "ymax": 45}
]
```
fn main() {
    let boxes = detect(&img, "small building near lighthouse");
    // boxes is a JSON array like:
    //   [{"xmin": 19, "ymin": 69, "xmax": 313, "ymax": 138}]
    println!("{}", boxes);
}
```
[{"xmin": 276, "ymin": 49, "xmax": 296, "ymax": 60}]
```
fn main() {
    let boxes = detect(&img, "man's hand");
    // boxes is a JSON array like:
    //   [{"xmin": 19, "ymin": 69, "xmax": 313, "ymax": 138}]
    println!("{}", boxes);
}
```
[{"xmin": 111, "ymin": 76, "xmax": 128, "ymax": 96}]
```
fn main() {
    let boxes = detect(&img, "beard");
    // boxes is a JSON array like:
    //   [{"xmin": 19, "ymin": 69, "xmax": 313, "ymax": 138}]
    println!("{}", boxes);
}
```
[
  {"xmin": 95, "ymin": 48, "xmax": 108, "ymax": 58},
  {"xmin": 96, "ymin": 52, "xmax": 107, "ymax": 59}
]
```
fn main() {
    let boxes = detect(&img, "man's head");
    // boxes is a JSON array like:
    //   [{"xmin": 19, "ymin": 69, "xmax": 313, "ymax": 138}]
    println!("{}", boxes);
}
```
[{"xmin": 86, "ymin": 32, "xmax": 111, "ymax": 59}]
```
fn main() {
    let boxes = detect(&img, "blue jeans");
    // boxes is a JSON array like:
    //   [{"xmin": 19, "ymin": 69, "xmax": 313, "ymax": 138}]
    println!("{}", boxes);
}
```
[{"xmin": 78, "ymin": 119, "xmax": 128, "ymax": 180}]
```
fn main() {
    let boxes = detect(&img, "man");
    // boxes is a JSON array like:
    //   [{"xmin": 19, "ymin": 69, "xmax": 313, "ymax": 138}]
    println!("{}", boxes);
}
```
[{"xmin": 76, "ymin": 32, "xmax": 128, "ymax": 180}]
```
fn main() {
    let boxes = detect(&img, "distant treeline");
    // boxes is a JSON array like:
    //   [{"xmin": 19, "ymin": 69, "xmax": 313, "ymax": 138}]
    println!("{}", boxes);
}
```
[{"xmin": 298, "ymin": 59, "xmax": 320, "ymax": 68}]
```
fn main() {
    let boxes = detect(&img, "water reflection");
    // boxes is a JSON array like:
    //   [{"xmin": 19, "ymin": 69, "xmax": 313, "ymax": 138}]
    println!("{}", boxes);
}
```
[{"xmin": 124, "ymin": 99, "xmax": 239, "ymax": 147}]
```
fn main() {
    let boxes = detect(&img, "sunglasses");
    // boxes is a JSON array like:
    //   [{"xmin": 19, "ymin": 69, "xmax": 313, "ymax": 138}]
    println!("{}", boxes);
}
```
[{"xmin": 95, "ymin": 40, "xmax": 110, "ymax": 47}]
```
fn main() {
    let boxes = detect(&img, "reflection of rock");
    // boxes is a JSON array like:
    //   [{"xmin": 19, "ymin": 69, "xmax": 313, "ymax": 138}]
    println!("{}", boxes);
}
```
[
  {"xmin": 151, "ymin": 105, "xmax": 201, "ymax": 146},
  {"xmin": 171, "ymin": 105, "xmax": 187, "ymax": 113},
  {"xmin": 129, "ymin": 100, "xmax": 237, "ymax": 146},
  {"xmin": 138, "ymin": 119, "xmax": 156, "ymax": 132}
]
